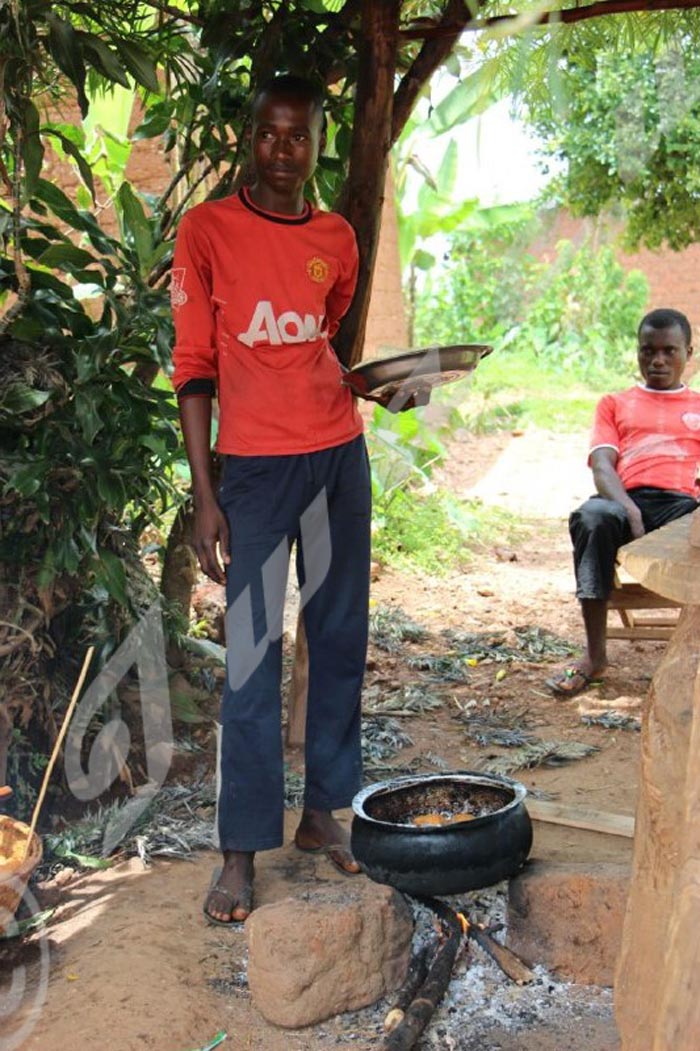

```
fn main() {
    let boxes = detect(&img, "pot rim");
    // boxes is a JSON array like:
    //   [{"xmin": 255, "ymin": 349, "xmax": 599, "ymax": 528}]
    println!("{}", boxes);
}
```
[{"xmin": 351, "ymin": 770, "xmax": 528, "ymax": 830}]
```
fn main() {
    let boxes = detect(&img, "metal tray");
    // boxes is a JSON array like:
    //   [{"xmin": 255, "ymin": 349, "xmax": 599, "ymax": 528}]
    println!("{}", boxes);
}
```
[{"xmin": 341, "ymin": 344, "xmax": 492, "ymax": 402}]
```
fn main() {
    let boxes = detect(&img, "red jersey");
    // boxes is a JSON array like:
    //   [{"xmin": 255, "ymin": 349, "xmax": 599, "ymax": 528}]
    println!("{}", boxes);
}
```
[
  {"xmin": 171, "ymin": 188, "xmax": 363, "ymax": 455},
  {"xmin": 589, "ymin": 384, "xmax": 700, "ymax": 496}
]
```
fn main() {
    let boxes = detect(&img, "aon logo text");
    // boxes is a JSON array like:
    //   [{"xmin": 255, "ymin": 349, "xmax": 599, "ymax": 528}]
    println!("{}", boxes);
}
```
[{"xmin": 238, "ymin": 300, "xmax": 326, "ymax": 348}]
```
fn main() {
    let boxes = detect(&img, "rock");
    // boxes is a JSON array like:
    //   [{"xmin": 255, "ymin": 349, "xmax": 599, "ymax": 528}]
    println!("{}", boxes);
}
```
[
  {"xmin": 507, "ymin": 860, "xmax": 629, "ymax": 986},
  {"xmin": 246, "ymin": 882, "xmax": 412, "ymax": 1027}
]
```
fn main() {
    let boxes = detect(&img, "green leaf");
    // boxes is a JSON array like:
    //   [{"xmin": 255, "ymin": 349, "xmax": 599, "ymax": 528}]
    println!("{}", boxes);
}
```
[
  {"xmin": 115, "ymin": 39, "xmax": 160, "ymax": 94},
  {"xmin": 21, "ymin": 101, "xmax": 44, "ymax": 199},
  {"xmin": 94, "ymin": 549, "xmax": 129, "ymax": 606},
  {"xmin": 0, "ymin": 908, "xmax": 56, "ymax": 940},
  {"xmin": 429, "ymin": 68, "xmax": 504, "ymax": 136},
  {"xmin": 75, "ymin": 390, "xmax": 104, "ymax": 443},
  {"xmin": 32, "ymin": 179, "xmax": 93, "ymax": 236},
  {"xmin": 43, "ymin": 129, "xmax": 96, "ymax": 204},
  {"xmin": 170, "ymin": 689, "xmax": 207, "ymax": 724},
  {"xmin": 46, "ymin": 13, "xmax": 89, "ymax": 118},
  {"xmin": 0, "ymin": 384, "xmax": 51, "ymax": 416},
  {"xmin": 117, "ymin": 183, "xmax": 153, "ymax": 272},
  {"xmin": 77, "ymin": 32, "xmax": 130, "ymax": 88},
  {"xmin": 132, "ymin": 103, "xmax": 173, "ymax": 140},
  {"xmin": 38, "ymin": 244, "xmax": 98, "ymax": 271},
  {"xmin": 413, "ymin": 249, "xmax": 435, "ymax": 271},
  {"xmin": 435, "ymin": 138, "xmax": 459, "ymax": 199},
  {"xmin": 54, "ymin": 847, "xmax": 112, "ymax": 869},
  {"xmin": 4, "ymin": 463, "xmax": 43, "ymax": 497}
]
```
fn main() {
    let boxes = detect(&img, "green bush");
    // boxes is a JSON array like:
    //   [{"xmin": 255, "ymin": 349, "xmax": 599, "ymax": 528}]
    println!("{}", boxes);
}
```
[{"xmin": 415, "ymin": 221, "xmax": 649, "ymax": 384}]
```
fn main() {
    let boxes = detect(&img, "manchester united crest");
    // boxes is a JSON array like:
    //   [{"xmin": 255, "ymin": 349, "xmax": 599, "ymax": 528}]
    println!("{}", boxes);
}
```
[{"xmin": 306, "ymin": 256, "xmax": 329, "ymax": 284}]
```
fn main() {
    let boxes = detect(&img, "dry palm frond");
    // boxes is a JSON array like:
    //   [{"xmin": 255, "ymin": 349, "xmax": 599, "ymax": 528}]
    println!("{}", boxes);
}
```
[
  {"xmin": 408, "ymin": 653, "xmax": 471, "ymax": 682},
  {"xmin": 581, "ymin": 712, "xmax": 641, "ymax": 731},
  {"xmin": 362, "ymin": 716, "xmax": 413, "ymax": 765},
  {"xmin": 362, "ymin": 752, "xmax": 450, "ymax": 783},
  {"xmin": 456, "ymin": 705, "xmax": 532, "ymax": 748},
  {"xmin": 41, "ymin": 781, "xmax": 217, "ymax": 874},
  {"xmin": 478, "ymin": 739, "xmax": 599, "ymax": 776},
  {"xmin": 513, "ymin": 626, "xmax": 579, "ymax": 661},
  {"xmin": 369, "ymin": 604, "xmax": 427, "ymax": 654},
  {"xmin": 284, "ymin": 769, "xmax": 305, "ymax": 810},
  {"xmin": 363, "ymin": 683, "xmax": 444, "ymax": 716},
  {"xmin": 441, "ymin": 629, "xmax": 517, "ymax": 663}
]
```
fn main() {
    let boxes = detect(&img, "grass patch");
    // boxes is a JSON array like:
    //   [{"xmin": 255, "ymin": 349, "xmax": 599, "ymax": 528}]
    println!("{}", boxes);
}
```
[
  {"xmin": 446, "ymin": 349, "xmax": 636, "ymax": 434},
  {"xmin": 372, "ymin": 488, "xmax": 523, "ymax": 575}
]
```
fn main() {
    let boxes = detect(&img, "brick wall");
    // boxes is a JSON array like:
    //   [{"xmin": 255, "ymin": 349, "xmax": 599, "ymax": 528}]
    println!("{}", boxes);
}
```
[{"xmin": 531, "ymin": 209, "xmax": 700, "ymax": 335}]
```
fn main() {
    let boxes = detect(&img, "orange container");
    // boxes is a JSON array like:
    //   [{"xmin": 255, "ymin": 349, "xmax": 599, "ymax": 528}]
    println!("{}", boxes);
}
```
[{"xmin": 0, "ymin": 815, "xmax": 43, "ymax": 935}]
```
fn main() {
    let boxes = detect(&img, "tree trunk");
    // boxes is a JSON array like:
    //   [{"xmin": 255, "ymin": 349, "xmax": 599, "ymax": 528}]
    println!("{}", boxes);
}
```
[
  {"xmin": 334, "ymin": 0, "xmax": 401, "ymax": 368},
  {"xmin": 160, "ymin": 500, "xmax": 198, "ymax": 663}
]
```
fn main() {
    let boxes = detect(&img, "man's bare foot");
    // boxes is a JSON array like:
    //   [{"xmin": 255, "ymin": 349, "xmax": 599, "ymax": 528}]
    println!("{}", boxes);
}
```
[
  {"xmin": 546, "ymin": 660, "xmax": 606, "ymax": 698},
  {"xmin": 294, "ymin": 808, "xmax": 360, "ymax": 875},
  {"xmin": 204, "ymin": 850, "xmax": 255, "ymax": 925}
]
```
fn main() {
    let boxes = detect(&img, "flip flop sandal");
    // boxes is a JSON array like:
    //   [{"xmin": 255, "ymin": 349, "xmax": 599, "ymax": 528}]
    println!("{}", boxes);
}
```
[
  {"xmin": 545, "ymin": 668, "xmax": 602, "ymax": 699},
  {"xmin": 294, "ymin": 838, "xmax": 361, "ymax": 877},
  {"xmin": 203, "ymin": 866, "xmax": 253, "ymax": 927}
]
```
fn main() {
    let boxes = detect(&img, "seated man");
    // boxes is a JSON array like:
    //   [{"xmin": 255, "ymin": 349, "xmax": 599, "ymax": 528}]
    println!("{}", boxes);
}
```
[{"xmin": 548, "ymin": 307, "xmax": 700, "ymax": 697}]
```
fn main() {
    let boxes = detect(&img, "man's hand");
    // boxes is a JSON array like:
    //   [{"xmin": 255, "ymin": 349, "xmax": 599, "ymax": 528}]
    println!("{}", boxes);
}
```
[
  {"xmin": 626, "ymin": 506, "xmax": 646, "ymax": 540},
  {"xmin": 374, "ymin": 385, "xmax": 431, "ymax": 414},
  {"xmin": 194, "ymin": 495, "xmax": 230, "ymax": 584}
]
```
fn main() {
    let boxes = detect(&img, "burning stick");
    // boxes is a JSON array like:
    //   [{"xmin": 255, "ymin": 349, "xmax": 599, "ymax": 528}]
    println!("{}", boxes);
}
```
[
  {"xmin": 383, "ymin": 943, "xmax": 430, "ymax": 1033},
  {"xmin": 382, "ymin": 897, "xmax": 463, "ymax": 1051},
  {"xmin": 460, "ymin": 914, "xmax": 535, "ymax": 985}
]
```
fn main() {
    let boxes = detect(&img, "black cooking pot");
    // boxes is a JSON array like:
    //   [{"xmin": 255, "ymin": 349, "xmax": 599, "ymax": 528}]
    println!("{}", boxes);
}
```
[{"xmin": 351, "ymin": 772, "xmax": 532, "ymax": 897}]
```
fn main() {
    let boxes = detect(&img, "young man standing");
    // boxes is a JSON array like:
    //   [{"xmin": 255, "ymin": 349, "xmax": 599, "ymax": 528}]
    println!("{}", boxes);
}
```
[
  {"xmin": 549, "ymin": 307, "xmax": 700, "ymax": 697},
  {"xmin": 172, "ymin": 76, "xmax": 370, "ymax": 922}
]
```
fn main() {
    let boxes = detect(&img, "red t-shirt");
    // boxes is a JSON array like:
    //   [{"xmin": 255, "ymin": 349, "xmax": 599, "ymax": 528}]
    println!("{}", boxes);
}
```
[
  {"xmin": 171, "ymin": 188, "xmax": 363, "ymax": 455},
  {"xmin": 589, "ymin": 385, "xmax": 700, "ymax": 496}
]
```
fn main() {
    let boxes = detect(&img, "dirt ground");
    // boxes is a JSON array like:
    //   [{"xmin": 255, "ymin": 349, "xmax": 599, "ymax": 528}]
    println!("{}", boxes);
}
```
[{"xmin": 3, "ymin": 424, "xmax": 659, "ymax": 1051}]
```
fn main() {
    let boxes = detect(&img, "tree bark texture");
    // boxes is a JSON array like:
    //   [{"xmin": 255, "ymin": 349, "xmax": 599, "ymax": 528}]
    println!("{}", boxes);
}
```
[
  {"xmin": 335, "ymin": 0, "xmax": 401, "ymax": 368},
  {"xmin": 391, "ymin": 0, "xmax": 474, "ymax": 146}
]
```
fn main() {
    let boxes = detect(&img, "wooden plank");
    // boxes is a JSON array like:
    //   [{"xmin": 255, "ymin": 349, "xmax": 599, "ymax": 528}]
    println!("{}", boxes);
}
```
[
  {"xmin": 286, "ymin": 610, "xmax": 308, "ymax": 747},
  {"xmin": 526, "ymin": 799, "xmax": 635, "ymax": 838},
  {"xmin": 619, "ymin": 514, "xmax": 700, "ymax": 604},
  {"xmin": 607, "ymin": 626, "xmax": 675, "ymax": 641},
  {"xmin": 608, "ymin": 591, "xmax": 681, "ymax": 611}
]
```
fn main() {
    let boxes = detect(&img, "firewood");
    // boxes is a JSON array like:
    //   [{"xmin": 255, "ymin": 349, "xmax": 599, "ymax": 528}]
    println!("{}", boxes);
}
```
[
  {"xmin": 469, "ymin": 925, "xmax": 535, "ymax": 985},
  {"xmin": 383, "ymin": 943, "xmax": 430, "ymax": 1031},
  {"xmin": 382, "ymin": 897, "xmax": 463, "ymax": 1051}
]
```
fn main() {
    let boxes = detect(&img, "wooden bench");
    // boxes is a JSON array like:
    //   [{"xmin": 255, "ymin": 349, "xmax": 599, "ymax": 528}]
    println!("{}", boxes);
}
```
[{"xmin": 606, "ymin": 566, "xmax": 681, "ymax": 641}]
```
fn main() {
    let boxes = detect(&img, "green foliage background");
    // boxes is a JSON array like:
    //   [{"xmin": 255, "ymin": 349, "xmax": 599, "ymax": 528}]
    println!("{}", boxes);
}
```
[{"xmin": 524, "ymin": 48, "xmax": 700, "ymax": 250}]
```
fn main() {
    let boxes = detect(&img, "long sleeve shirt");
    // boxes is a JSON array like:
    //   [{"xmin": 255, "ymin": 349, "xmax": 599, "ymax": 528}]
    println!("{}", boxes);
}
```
[{"xmin": 171, "ymin": 187, "xmax": 363, "ymax": 455}]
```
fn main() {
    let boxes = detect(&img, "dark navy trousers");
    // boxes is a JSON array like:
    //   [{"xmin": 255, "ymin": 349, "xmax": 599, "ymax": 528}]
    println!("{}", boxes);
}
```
[
  {"xmin": 216, "ymin": 434, "xmax": 371, "ymax": 852},
  {"xmin": 569, "ymin": 486, "xmax": 698, "ymax": 601}
]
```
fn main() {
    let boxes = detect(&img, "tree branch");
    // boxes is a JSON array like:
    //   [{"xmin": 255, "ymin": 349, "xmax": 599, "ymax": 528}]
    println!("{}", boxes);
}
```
[
  {"xmin": 392, "ymin": 0, "xmax": 480, "ymax": 145},
  {"xmin": 399, "ymin": 0, "xmax": 700, "ymax": 39},
  {"xmin": 334, "ymin": 0, "xmax": 401, "ymax": 368},
  {"xmin": 132, "ymin": 0, "xmax": 204, "ymax": 27}
]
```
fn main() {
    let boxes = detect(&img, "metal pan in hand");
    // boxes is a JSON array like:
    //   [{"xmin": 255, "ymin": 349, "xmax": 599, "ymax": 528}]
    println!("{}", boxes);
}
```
[{"xmin": 341, "ymin": 344, "xmax": 492, "ymax": 403}]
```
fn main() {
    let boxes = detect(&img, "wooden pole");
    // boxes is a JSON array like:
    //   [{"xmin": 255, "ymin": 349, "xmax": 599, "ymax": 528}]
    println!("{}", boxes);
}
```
[
  {"xmin": 23, "ymin": 646, "xmax": 94, "ymax": 858},
  {"xmin": 334, "ymin": 0, "xmax": 400, "ymax": 368},
  {"xmin": 286, "ymin": 610, "xmax": 308, "ymax": 747}
]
